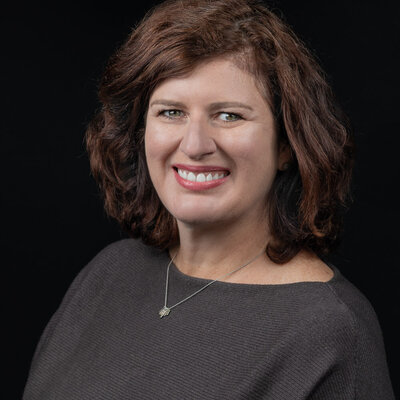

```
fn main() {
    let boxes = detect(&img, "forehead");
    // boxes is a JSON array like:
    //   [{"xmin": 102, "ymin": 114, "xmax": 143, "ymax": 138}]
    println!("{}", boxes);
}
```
[{"xmin": 149, "ymin": 57, "xmax": 269, "ymax": 108}]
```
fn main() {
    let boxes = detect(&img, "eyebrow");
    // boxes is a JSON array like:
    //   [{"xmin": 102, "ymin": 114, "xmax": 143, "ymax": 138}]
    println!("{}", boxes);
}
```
[{"xmin": 149, "ymin": 99, "xmax": 254, "ymax": 111}]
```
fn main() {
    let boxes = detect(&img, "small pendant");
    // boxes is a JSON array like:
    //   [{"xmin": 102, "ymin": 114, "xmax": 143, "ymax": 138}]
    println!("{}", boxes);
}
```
[{"xmin": 159, "ymin": 306, "xmax": 171, "ymax": 318}]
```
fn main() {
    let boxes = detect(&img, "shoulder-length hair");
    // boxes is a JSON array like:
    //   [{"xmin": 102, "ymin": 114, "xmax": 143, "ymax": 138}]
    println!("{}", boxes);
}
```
[{"xmin": 86, "ymin": 0, "xmax": 354, "ymax": 263}]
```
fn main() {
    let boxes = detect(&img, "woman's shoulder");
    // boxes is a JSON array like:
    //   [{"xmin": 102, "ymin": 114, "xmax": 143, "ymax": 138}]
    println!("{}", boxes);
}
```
[
  {"xmin": 318, "ymin": 267, "xmax": 394, "ymax": 397},
  {"xmin": 82, "ymin": 238, "xmax": 160, "ymax": 277},
  {"xmin": 30, "ymin": 239, "xmax": 162, "ymax": 350},
  {"xmin": 323, "ymin": 265, "xmax": 383, "ymax": 334},
  {"xmin": 293, "ymin": 264, "xmax": 381, "ymax": 335},
  {"xmin": 289, "ymin": 264, "xmax": 389, "ymax": 370},
  {"xmin": 89, "ymin": 237, "xmax": 156, "ymax": 266},
  {"xmin": 52, "ymin": 238, "xmax": 160, "ymax": 311},
  {"xmin": 75, "ymin": 238, "xmax": 163, "ymax": 288}
]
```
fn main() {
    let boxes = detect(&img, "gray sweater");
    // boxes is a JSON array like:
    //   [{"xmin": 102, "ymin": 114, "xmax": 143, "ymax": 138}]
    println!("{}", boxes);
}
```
[{"xmin": 23, "ymin": 239, "xmax": 395, "ymax": 399}]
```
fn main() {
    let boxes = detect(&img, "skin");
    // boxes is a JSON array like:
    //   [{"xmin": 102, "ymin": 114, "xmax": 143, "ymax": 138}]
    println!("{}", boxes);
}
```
[{"xmin": 145, "ymin": 57, "xmax": 333, "ymax": 284}]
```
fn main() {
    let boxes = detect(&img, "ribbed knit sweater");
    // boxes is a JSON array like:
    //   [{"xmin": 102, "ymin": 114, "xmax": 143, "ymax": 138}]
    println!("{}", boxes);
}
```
[{"xmin": 23, "ymin": 239, "xmax": 395, "ymax": 399}]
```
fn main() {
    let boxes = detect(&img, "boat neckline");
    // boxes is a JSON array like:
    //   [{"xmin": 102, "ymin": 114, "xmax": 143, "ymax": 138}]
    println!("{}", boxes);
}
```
[{"xmin": 164, "ymin": 251, "xmax": 339, "ymax": 289}]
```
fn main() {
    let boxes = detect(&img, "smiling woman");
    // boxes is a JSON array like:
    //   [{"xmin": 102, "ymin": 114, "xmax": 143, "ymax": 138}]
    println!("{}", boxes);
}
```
[
  {"xmin": 23, "ymin": 0, "xmax": 395, "ymax": 399},
  {"xmin": 145, "ymin": 58, "xmax": 282, "ymax": 233}
]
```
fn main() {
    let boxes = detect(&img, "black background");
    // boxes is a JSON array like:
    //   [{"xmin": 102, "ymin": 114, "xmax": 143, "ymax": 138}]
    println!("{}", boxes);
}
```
[{"xmin": 2, "ymin": 1, "xmax": 399, "ymax": 398}]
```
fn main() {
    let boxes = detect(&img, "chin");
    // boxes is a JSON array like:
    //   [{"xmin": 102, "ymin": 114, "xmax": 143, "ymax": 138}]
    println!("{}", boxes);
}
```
[
  {"xmin": 172, "ymin": 212, "xmax": 219, "ymax": 226},
  {"xmin": 169, "ymin": 206, "xmax": 230, "ymax": 227}
]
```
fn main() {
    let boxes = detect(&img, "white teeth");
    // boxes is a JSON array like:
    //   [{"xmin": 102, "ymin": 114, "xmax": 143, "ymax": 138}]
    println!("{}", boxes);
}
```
[
  {"xmin": 196, "ymin": 173, "xmax": 206, "ymax": 182},
  {"xmin": 178, "ymin": 169, "xmax": 187, "ymax": 179},
  {"xmin": 187, "ymin": 172, "xmax": 196, "ymax": 182},
  {"xmin": 177, "ymin": 168, "xmax": 227, "ymax": 182}
]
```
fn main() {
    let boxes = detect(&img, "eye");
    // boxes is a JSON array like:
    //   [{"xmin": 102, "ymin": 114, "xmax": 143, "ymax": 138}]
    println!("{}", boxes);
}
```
[
  {"xmin": 159, "ymin": 109, "xmax": 184, "ymax": 119},
  {"xmin": 218, "ymin": 112, "xmax": 242, "ymax": 122}
]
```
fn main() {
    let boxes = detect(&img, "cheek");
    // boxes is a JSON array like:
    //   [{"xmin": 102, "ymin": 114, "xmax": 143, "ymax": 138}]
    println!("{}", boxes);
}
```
[
  {"xmin": 145, "ymin": 124, "xmax": 175, "ymax": 164},
  {"xmin": 144, "ymin": 130, "xmax": 159, "ymax": 163},
  {"xmin": 144, "ymin": 130, "xmax": 163, "ymax": 186},
  {"xmin": 224, "ymin": 130, "xmax": 279, "ymax": 171},
  {"xmin": 144, "ymin": 124, "xmax": 182, "ymax": 191}
]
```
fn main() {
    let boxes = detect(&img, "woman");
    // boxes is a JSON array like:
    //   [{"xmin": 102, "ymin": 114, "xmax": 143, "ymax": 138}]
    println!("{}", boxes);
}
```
[{"xmin": 23, "ymin": 0, "xmax": 394, "ymax": 398}]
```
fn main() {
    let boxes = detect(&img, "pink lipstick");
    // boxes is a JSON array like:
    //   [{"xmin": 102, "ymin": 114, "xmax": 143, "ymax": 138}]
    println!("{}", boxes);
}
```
[{"xmin": 172, "ymin": 164, "xmax": 230, "ymax": 191}]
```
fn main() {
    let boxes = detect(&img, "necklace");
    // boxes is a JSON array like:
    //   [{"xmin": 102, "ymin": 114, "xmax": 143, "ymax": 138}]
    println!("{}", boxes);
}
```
[{"xmin": 159, "ymin": 249, "xmax": 266, "ymax": 318}]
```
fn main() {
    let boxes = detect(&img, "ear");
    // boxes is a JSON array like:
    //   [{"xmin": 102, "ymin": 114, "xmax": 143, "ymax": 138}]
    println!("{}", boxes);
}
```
[{"xmin": 278, "ymin": 141, "xmax": 292, "ymax": 171}]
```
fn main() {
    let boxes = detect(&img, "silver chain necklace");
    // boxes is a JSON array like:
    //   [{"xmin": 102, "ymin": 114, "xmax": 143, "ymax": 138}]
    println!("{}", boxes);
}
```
[{"xmin": 159, "ymin": 249, "xmax": 265, "ymax": 318}]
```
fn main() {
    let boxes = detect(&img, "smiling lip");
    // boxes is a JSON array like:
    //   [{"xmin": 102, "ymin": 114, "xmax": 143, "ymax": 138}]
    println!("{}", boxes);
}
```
[
  {"xmin": 173, "ymin": 163, "xmax": 230, "ymax": 173},
  {"xmin": 172, "ymin": 164, "xmax": 230, "ymax": 191}
]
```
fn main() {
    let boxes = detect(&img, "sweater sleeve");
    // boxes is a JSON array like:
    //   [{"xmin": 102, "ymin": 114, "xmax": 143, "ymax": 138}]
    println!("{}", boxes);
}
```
[
  {"xmin": 24, "ymin": 257, "xmax": 94, "ymax": 378},
  {"xmin": 306, "ymin": 283, "xmax": 395, "ymax": 400},
  {"xmin": 23, "ymin": 240, "xmax": 131, "ymax": 399}
]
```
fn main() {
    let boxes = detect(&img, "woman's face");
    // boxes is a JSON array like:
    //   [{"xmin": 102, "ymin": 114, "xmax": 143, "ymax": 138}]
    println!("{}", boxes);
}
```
[{"xmin": 145, "ymin": 57, "xmax": 285, "ymax": 228}]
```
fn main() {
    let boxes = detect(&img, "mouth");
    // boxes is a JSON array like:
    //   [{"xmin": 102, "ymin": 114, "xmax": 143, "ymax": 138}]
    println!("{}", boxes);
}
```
[
  {"xmin": 172, "ymin": 164, "xmax": 230, "ymax": 190},
  {"xmin": 173, "ymin": 167, "xmax": 229, "ymax": 182}
]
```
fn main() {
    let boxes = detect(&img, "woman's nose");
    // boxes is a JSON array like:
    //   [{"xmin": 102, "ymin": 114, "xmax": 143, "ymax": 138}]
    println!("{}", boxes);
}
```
[{"xmin": 179, "ymin": 119, "xmax": 217, "ymax": 160}]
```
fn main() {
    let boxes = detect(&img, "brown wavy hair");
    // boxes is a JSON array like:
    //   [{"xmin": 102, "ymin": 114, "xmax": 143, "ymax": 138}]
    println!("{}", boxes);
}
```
[{"xmin": 85, "ymin": 0, "xmax": 354, "ymax": 263}]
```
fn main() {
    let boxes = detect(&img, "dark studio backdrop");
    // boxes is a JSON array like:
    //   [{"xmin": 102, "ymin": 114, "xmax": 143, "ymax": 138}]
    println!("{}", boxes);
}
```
[{"xmin": 2, "ymin": 1, "xmax": 399, "ymax": 398}]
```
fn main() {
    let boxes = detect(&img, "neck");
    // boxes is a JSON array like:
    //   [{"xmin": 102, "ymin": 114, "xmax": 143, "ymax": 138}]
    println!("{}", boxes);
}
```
[{"xmin": 170, "ymin": 215, "xmax": 271, "ymax": 280}]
